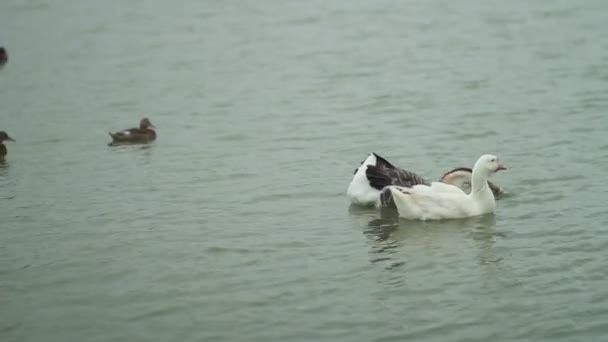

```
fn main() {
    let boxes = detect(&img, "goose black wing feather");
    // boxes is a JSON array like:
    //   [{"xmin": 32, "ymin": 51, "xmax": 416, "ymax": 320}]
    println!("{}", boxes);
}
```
[{"xmin": 366, "ymin": 165, "xmax": 429, "ymax": 191}]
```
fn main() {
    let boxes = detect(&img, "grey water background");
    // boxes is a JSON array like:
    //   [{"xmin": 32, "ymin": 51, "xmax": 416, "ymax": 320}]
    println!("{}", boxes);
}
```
[{"xmin": 1, "ymin": 1, "xmax": 608, "ymax": 341}]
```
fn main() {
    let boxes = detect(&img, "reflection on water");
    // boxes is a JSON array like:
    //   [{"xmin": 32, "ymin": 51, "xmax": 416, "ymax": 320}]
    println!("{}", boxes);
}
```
[
  {"xmin": 108, "ymin": 143, "xmax": 156, "ymax": 151},
  {"xmin": 0, "ymin": 165, "xmax": 16, "ymax": 201},
  {"xmin": 363, "ymin": 211, "xmax": 519, "ymax": 296},
  {"xmin": 365, "ymin": 207, "xmax": 400, "ymax": 241},
  {"xmin": 364, "ymin": 211, "xmax": 502, "ymax": 269},
  {"xmin": 365, "ymin": 208, "xmax": 499, "ymax": 240}
]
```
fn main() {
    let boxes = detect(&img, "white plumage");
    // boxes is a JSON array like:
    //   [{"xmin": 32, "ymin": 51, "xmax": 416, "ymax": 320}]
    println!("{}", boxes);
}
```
[
  {"xmin": 347, "ymin": 153, "xmax": 381, "ymax": 205},
  {"xmin": 346, "ymin": 152, "xmax": 504, "ymax": 208},
  {"xmin": 389, "ymin": 154, "xmax": 507, "ymax": 220}
]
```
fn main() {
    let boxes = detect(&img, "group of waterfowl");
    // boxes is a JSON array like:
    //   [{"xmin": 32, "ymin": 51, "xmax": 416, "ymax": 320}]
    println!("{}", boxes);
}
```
[
  {"xmin": 0, "ymin": 47, "xmax": 149, "ymax": 159},
  {"xmin": 0, "ymin": 118, "xmax": 156, "ymax": 162},
  {"xmin": 347, "ymin": 153, "xmax": 507, "ymax": 221},
  {"xmin": 2, "ymin": 45, "xmax": 507, "ymax": 221}
]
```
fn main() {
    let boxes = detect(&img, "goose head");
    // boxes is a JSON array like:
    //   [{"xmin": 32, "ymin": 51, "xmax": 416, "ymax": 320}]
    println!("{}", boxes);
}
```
[
  {"xmin": 470, "ymin": 155, "xmax": 507, "ymax": 198},
  {"xmin": 474, "ymin": 154, "xmax": 507, "ymax": 175}
]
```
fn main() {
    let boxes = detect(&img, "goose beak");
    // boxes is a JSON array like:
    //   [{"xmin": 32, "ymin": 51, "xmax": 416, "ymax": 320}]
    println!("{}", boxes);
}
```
[
  {"xmin": 7, "ymin": 136, "xmax": 14, "ymax": 142},
  {"xmin": 496, "ymin": 162, "xmax": 507, "ymax": 172}
]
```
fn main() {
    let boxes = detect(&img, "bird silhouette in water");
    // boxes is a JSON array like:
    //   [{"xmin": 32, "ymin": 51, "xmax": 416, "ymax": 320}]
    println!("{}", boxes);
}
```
[
  {"xmin": 0, "ymin": 131, "xmax": 15, "ymax": 161},
  {"xmin": 108, "ymin": 118, "xmax": 156, "ymax": 146}
]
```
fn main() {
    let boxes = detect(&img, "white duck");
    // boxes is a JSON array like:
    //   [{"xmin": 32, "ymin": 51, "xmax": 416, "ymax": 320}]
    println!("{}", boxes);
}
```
[
  {"xmin": 347, "ymin": 153, "xmax": 504, "ymax": 207},
  {"xmin": 388, "ymin": 154, "xmax": 507, "ymax": 220}
]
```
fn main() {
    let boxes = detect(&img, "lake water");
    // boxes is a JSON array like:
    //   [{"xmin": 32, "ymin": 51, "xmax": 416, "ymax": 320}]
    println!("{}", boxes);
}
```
[{"xmin": 2, "ymin": 1, "xmax": 608, "ymax": 341}]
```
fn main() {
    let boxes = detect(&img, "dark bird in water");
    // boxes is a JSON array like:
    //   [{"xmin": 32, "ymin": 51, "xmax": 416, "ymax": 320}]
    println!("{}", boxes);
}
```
[
  {"xmin": 0, "ymin": 47, "xmax": 7, "ymax": 66},
  {"xmin": 0, "ymin": 131, "xmax": 16, "ymax": 161},
  {"xmin": 108, "ymin": 118, "xmax": 156, "ymax": 145}
]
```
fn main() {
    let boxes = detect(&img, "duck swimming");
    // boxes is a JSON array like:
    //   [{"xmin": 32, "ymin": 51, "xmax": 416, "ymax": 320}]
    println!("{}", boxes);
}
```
[
  {"xmin": 0, "ymin": 131, "xmax": 15, "ymax": 161},
  {"xmin": 108, "ymin": 118, "xmax": 156, "ymax": 145},
  {"xmin": 347, "ymin": 153, "xmax": 504, "ymax": 208},
  {"xmin": 388, "ymin": 154, "xmax": 507, "ymax": 220}
]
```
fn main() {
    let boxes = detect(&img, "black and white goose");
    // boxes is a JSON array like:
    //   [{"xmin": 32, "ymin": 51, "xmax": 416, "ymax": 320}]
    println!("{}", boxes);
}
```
[{"xmin": 347, "ymin": 153, "xmax": 504, "ymax": 208}]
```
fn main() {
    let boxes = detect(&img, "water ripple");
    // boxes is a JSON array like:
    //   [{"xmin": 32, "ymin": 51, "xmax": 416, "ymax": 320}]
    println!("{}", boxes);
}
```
[{"xmin": 2, "ymin": 1, "xmax": 608, "ymax": 341}]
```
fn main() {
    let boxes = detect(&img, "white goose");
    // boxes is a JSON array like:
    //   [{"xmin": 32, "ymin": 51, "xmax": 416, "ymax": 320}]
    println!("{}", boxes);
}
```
[
  {"xmin": 347, "ymin": 153, "xmax": 504, "ymax": 207},
  {"xmin": 388, "ymin": 154, "xmax": 507, "ymax": 220}
]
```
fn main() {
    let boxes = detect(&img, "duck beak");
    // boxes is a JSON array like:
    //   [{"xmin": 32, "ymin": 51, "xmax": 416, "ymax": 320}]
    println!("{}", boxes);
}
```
[{"xmin": 496, "ymin": 162, "xmax": 506, "ymax": 172}]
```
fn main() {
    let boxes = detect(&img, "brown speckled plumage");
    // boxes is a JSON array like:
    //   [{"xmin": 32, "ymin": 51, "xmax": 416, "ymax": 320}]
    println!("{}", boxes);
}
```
[{"xmin": 108, "ymin": 118, "xmax": 156, "ymax": 145}]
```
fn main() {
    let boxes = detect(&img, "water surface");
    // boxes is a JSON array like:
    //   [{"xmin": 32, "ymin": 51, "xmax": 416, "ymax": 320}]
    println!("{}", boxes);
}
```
[{"xmin": 2, "ymin": 1, "xmax": 608, "ymax": 341}]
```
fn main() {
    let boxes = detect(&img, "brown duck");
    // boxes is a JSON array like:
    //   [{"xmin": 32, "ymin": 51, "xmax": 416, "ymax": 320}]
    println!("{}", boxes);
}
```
[
  {"xmin": 0, "ymin": 131, "xmax": 15, "ymax": 161},
  {"xmin": 108, "ymin": 118, "xmax": 156, "ymax": 145}
]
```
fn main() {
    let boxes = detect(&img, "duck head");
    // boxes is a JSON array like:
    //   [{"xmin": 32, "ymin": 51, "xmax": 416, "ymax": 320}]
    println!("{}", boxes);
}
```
[
  {"xmin": 0, "ymin": 131, "xmax": 15, "ymax": 142},
  {"xmin": 139, "ymin": 118, "xmax": 155, "ymax": 130}
]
